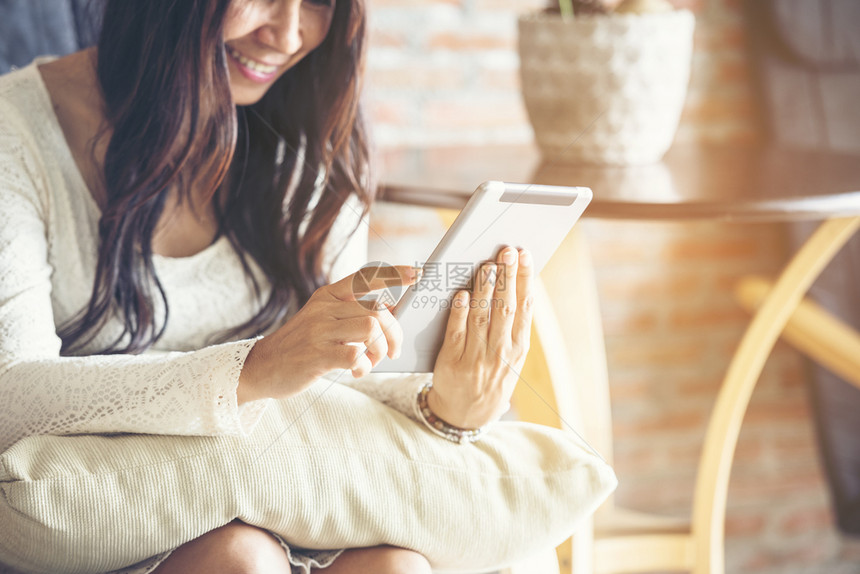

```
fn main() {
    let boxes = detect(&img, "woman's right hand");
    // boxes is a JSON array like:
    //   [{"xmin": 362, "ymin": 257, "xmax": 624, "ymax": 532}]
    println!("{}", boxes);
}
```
[{"xmin": 237, "ymin": 264, "xmax": 420, "ymax": 403}]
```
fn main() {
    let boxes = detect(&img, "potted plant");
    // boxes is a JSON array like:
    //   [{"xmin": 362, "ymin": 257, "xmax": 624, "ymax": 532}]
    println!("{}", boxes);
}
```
[{"xmin": 518, "ymin": 0, "xmax": 695, "ymax": 165}]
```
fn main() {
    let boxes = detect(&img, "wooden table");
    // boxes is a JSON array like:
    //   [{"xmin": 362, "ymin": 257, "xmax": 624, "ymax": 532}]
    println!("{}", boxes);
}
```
[
  {"xmin": 380, "ymin": 143, "xmax": 860, "ymax": 221},
  {"xmin": 378, "ymin": 142, "xmax": 860, "ymax": 574}
]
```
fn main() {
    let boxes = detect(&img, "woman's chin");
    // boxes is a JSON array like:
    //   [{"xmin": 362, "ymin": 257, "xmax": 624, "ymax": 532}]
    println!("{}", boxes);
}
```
[{"xmin": 230, "ymin": 85, "xmax": 268, "ymax": 107}]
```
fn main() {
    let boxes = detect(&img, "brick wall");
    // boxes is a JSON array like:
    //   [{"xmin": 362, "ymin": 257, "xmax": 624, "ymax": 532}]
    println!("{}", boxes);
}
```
[
  {"xmin": 581, "ymin": 219, "xmax": 860, "ymax": 573},
  {"xmin": 365, "ymin": 0, "xmax": 542, "ymax": 148},
  {"xmin": 365, "ymin": 0, "xmax": 758, "ymax": 148},
  {"xmin": 365, "ymin": 0, "xmax": 860, "ymax": 572}
]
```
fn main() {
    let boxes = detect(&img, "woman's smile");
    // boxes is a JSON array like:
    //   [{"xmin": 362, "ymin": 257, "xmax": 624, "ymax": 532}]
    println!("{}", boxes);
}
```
[{"xmin": 226, "ymin": 45, "xmax": 281, "ymax": 83}]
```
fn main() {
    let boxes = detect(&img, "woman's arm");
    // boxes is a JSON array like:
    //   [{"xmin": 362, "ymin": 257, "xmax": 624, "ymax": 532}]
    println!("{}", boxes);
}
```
[
  {"xmin": 305, "ymin": 201, "xmax": 432, "ymax": 422},
  {"xmin": 0, "ymin": 111, "xmax": 267, "ymax": 452}
]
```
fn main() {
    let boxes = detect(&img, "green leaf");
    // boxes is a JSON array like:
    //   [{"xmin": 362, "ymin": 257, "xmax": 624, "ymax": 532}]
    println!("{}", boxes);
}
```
[{"xmin": 559, "ymin": 0, "xmax": 575, "ymax": 18}]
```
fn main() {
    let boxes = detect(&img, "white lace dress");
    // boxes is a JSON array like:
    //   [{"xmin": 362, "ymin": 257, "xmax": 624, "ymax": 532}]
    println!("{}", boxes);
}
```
[{"xmin": 0, "ymin": 60, "xmax": 430, "ymax": 574}]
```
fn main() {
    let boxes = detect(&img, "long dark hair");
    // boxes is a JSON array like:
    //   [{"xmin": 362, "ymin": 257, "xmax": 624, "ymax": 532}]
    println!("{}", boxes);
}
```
[{"xmin": 60, "ymin": 0, "xmax": 373, "ymax": 354}]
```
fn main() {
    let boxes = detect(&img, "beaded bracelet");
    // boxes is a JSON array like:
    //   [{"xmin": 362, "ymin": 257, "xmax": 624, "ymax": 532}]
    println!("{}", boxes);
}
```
[{"xmin": 413, "ymin": 382, "xmax": 486, "ymax": 445}]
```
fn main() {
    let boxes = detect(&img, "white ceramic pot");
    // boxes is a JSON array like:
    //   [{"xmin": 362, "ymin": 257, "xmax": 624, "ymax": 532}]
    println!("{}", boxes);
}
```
[{"xmin": 518, "ymin": 10, "xmax": 695, "ymax": 165}]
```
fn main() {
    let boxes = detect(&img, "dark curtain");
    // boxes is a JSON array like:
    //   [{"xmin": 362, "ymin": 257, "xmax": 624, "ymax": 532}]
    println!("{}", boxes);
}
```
[{"xmin": 0, "ymin": 0, "xmax": 103, "ymax": 74}]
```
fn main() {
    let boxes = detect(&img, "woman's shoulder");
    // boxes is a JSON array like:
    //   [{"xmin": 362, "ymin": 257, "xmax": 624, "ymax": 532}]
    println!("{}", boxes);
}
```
[
  {"xmin": 0, "ymin": 58, "xmax": 55, "ymax": 126},
  {"xmin": 0, "ymin": 62, "xmax": 48, "ymax": 155},
  {"xmin": 0, "ymin": 59, "xmax": 67, "ymax": 215}
]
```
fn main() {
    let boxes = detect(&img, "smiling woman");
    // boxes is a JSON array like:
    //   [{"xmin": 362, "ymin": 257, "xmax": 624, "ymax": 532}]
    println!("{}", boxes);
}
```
[
  {"xmin": 224, "ymin": 0, "xmax": 335, "ymax": 104},
  {"xmin": 0, "ymin": 0, "xmax": 552, "ymax": 572}
]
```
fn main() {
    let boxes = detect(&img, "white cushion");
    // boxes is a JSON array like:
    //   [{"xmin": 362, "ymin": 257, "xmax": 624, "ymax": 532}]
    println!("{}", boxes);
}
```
[{"xmin": 0, "ymin": 380, "xmax": 616, "ymax": 574}]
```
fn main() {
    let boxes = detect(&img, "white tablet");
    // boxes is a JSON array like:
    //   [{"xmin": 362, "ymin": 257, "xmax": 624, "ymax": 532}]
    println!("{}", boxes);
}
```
[{"xmin": 374, "ymin": 180, "xmax": 592, "ymax": 373}]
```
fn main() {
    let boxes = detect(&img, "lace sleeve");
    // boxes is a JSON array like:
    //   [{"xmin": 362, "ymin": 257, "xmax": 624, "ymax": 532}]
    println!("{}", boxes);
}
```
[{"xmin": 0, "ymin": 108, "xmax": 267, "ymax": 453}]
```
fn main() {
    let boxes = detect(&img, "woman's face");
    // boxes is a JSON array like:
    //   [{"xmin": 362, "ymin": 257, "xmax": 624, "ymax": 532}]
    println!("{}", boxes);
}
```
[{"xmin": 223, "ymin": 0, "xmax": 336, "ymax": 105}]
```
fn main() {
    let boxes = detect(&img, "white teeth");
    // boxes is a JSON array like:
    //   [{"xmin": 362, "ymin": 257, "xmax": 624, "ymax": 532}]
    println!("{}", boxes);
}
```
[{"xmin": 227, "ymin": 47, "xmax": 277, "ymax": 75}]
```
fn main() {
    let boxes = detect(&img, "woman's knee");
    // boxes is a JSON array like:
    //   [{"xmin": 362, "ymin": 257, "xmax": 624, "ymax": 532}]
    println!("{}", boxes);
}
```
[
  {"xmin": 326, "ymin": 545, "xmax": 432, "ymax": 574},
  {"xmin": 378, "ymin": 547, "xmax": 432, "ymax": 574},
  {"xmin": 152, "ymin": 521, "xmax": 289, "ymax": 574}
]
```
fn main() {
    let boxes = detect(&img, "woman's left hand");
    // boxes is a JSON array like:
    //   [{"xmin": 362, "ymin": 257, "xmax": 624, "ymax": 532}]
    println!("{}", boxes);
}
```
[{"xmin": 428, "ymin": 246, "xmax": 534, "ymax": 429}]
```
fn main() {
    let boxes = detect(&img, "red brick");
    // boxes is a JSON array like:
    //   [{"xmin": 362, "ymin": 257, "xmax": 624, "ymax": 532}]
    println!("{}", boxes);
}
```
[
  {"xmin": 681, "ymin": 94, "xmax": 757, "ymax": 123},
  {"xmin": 719, "ymin": 0, "xmax": 747, "ymax": 14},
  {"xmin": 476, "ymin": 69, "xmax": 521, "ymax": 91},
  {"xmin": 668, "ymin": 0, "xmax": 707, "ymax": 12},
  {"xmin": 600, "ymin": 310, "xmax": 659, "ymax": 336},
  {"xmin": 617, "ymin": 477, "xmax": 696, "ymax": 510},
  {"xmin": 783, "ymin": 540, "xmax": 832, "ymax": 563},
  {"xmin": 839, "ymin": 540, "xmax": 860, "ymax": 561},
  {"xmin": 611, "ymin": 444, "xmax": 660, "ymax": 470},
  {"xmin": 370, "ymin": 0, "xmax": 463, "ymax": 6},
  {"xmin": 732, "ymin": 436, "xmax": 765, "ymax": 463},
  {"xmin": 676, "ymin": 122, "xmax": 762, "ymax": 145},
  {"xmin": 663, "ymin": 442, "xmax": 702, "ymax": 463},
  {"xmin": 780, "ymin": 507, "xmax": 833, "ymax": 536},
  {"xmin": 668, "ymin": 306, "xmax": 748, "ymax": 329},
  {"xmin": 475, "ymin": 0, "xmax": 545, "ymax": 10},
  {"xmin": 725, "ymin": 513, "xmax": 767, "ymax": 536},
  {"xmin": 424, "ymin": 100, "xmax": 529, "ymax": 129},
  {"xmin": 589, "ymin": 241, "xmax": 667, "ymax": 264},
  {"xmin": 677, "ymin": 376, "xmax": 721, "ymax": 398},
  {"xmin": 662, "ymin": 237, "xmax": 760, "ymax": 261},
  {"xmin": 368, "ymin": 66, "xmax": 466, "ymax": 90},
  {"xmin": 742, "ymin": 401, "xmax": 810, "ymax": 426},
  {"xmin": 693, "ymin": 23, "xmax": 748, "ymax": 52},
  {"xmin": 366, "ymin": 99, "xmax": 413, "ymax": 125},
  {"xmin": 714, "ymin": 270, "xmax": 774, "ymax": 294},
  {"xmin": 367, "ymin": 29, "xmax": 409, "ymax": 49},
  {"xmin": 598, "ymin": 273, "xmax": 701, "ymax": 300},
  {"xmin": 427, "ymin": 32, "xmax": 514, "ymax": 51},
  {"xmin": 714, "ymin": 58, "xmax": 753, "ymax": 84},
  {"xmin": 608, "ymin": 380, "xmax": 654, "ymax": 400},
  {"xmin": 729, "ymin": 469, "xmax": 824, "ymax": 498},
  {"xmin": 609, "ymin": 340, "xmax": 704, "ymax": 368},
  {"xmin": 614, "ymin": 411, "xmax": 705, "ymax": 437}
]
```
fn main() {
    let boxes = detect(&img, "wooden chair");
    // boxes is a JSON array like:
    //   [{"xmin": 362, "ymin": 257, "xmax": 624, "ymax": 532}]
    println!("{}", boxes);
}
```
[
  {"xmin": 509, "ymin": 217, "xmax": 860, "ymax": 574},
  {"xmin": 734, "ymin": 275, "xmax": 860, "ymax": 392}
]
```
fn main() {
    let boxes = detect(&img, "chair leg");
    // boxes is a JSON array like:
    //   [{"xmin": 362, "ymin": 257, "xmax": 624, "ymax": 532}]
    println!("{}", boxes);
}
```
[
  {"xmin": 735, "ymin": 275, "xmax": 860, "ymax": 390},
  {"xmin": 570, "ymin": 519, "xmax": 594, "ymax": 574}
]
